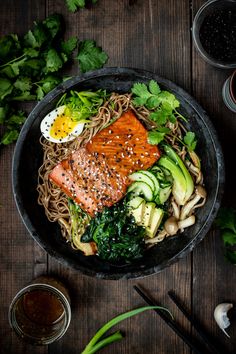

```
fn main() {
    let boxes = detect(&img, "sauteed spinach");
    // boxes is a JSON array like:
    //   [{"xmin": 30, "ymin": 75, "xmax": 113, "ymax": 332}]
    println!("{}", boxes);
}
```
[{"xmin": 81, "ymin": 200, "xmax": 145, "ymax": 263}]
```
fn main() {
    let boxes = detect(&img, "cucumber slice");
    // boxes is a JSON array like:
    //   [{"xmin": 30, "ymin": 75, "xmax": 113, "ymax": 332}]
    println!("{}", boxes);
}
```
[
  {"xmin": 159, "ymin": 185, "xmax": 172, "ymax": 204},
  {"xmin": 127, "ymin": 196, "xmax": 145, "ymax": 210},
  {"xmin": 128, "ymin": 181, "xmax": 153, "ymax": 201},
  {"xmin": 139, "ymin": 171, "xmax": 160, "ymax": 196},
  {"xmin": 129, "ymin": 171, "xmax": 155, "ymax": 192}
]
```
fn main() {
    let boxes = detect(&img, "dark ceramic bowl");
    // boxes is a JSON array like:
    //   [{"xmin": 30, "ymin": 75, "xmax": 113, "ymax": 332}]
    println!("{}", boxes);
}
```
[{"xmin": 12, "ymin": 68, "xmax": 224, "ymax": 279}]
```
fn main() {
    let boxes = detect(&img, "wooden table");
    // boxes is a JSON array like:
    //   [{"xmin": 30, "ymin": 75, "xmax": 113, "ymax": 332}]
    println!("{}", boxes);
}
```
[{"xmin": 1, "ymin": 1, "xmax": 236, "ymax": 353}]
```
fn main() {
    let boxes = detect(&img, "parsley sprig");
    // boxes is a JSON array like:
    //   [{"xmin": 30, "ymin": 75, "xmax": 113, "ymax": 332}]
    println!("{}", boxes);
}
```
[{"xmin": 215, "ymin": 208, "xmax": 236, "ymax": 264}]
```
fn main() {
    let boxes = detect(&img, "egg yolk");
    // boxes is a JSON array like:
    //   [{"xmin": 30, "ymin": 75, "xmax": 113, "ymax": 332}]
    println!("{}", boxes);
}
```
[{"xmin": 50, "ymin": 114, "xmax": 78, "ymax": 140}]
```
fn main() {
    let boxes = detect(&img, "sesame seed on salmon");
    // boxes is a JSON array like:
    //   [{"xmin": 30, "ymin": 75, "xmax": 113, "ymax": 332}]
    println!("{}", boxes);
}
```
[{"xmin": 49, "ymin": 110, "xmax": 161, "ymax": 216}]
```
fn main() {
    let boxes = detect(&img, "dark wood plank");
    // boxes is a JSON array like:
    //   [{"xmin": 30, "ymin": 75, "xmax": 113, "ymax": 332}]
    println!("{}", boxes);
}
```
[
  {"xmin": 192, "ymin": 1, "xmax": 236, "ymax": 353},
  {"xmin": 47, "ymin": 1, "xmax": 192, "ymax": 354},
  {"xmin": 0, "ymin": 1, "xmax": 48, "ymax": 353}
]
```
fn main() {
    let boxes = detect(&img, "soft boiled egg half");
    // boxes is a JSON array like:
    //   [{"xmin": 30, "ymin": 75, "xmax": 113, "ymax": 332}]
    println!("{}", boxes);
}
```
[{"xmin": 40, "ymin": 105, "xmax": 85, "ymax": 143}]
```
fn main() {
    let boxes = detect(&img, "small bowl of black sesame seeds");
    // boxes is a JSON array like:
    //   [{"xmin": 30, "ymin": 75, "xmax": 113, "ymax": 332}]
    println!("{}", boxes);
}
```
[{"xmin": 192, "ymin": 0, "xmax": 236, "ymax": 68}]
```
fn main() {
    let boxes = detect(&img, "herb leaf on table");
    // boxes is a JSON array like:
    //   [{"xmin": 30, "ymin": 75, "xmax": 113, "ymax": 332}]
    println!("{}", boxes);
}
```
[
  {"xmin": 216, "ymin": 208, "xmax": 236, "ymax": 264},
  {"xmin": 66, "ymin": 0, "xmax": 98, "ymax": 12},
  {"xmin": 0, "ymin": 13, "xmax": 108, "ymax": 146},
  {"xmin": 77, "ymin": 40, "xmax": 108, "ymax": 73}
]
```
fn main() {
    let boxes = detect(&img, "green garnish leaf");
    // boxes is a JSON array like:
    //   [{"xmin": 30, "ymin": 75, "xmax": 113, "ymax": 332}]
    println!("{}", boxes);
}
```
[
  {"xmin": 223, "ymin": 231, "xmax": 236, "ymax": 246},
  {"xmin": 43, "ymin": 14, "xmax": 62, "ymax": 39},
  {"xmin": 148, "ymin": 127, "xmax": 170, "ymax": 145},
  {"xmin": 158, "ymin": 91, "xmax": 180, "ymax": 109},
  {"xmin": 216, "ymin": 208, "xmax": 236, "ymax": 265},
  {"xmin": 0, "ymin": 105, "xmax": 8, "ymax": 123},
  {"xmin": 1, "ymin": 129, "xmax": 19, "ymax": 145},
  {"xmin": 215, "ymin": 208, "xmax": 236, "ymax": 233},
  {"xmin": 0, "ymin": 77, "xmax": 13, "ymax": 100},
  {"xmin": 131, "ymin": 80, "xmax": 180, "ymax": 128},
  {"xmin": 184, "ymin": 132, "xmax": 197, "ymax": 152},
  {"xmin": 61, "ymin": 37, "xmax": 78, "ymax": 56},
  {"xmin": 44, "ymin": 49, "xmax": 63, "ymax": 73},
  {"xmin": 66, "ymin": 0, "xmax": 85, "ymax": 12},
  {"xmin": 65, "ymin": 0, "xmax": 98, "ymax": 12},
  {"xmin": 14, "ymin": 77, "xmax": 32, "ymax": 92},
  {"xmin": 77, "ymin": 40, "xmax": 108, "ymax": 73},
  {"xmin": 149, "ymin": 80, "xmax": 161, "ymax": 95}
]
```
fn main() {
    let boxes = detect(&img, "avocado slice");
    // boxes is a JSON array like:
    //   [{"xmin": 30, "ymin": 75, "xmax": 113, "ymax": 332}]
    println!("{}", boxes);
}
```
[
  {"xmin": 163, "ymin": 144, "xmax": 194, "ymax": 203},
  {"xmin": 146, "ymin": 208, "xmax": 164, "ymax": 238},
  {"xmin": 158, "ymin": 156, "xmax": 187, "ymax": 205},
  {"xmin": 142, "ymin": 202, "xmax": 156, "ymax": 227},
  {"xmin": 129, "ymin": 201, "xmax": 145, "ymax": 224}
]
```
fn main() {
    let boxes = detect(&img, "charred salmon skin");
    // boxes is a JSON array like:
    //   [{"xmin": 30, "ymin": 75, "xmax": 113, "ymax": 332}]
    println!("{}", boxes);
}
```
[{"xmin": 49, "ymin": 110, "xmax": 160, "ymax": 216}]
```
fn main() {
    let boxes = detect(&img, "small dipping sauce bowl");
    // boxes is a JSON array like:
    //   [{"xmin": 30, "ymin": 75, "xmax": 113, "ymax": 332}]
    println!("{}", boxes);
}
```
[
  {"xmin": 192, "ymin": 0, "xmax": 236, "ymax": 68},
  {"xmin": 9, "ymin": 276, "xmax": 71, "ymax": 345},
  {"xmin": 222, "ymin": 70, "xmax": 236, "ymax": 112}
]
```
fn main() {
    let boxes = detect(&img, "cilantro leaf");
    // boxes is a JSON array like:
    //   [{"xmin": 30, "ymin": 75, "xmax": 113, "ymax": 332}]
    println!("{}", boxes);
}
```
[
  {"xmin": 43, "ymin": 14, "xmax": 62, "ymax": 39},
  {"xmin": 149, "ymin": 80, "xmax": 161, "ymax": 95},
  {"xmin": 24, "ymin": 22, "xmax": 47, "ymax": 49},
  {"xmin": 21, "ymin": 58, "xmax": 44, "ymax": 78},
  {"xmin": 223, "ymin": 231, "xmax": 236, "ymax": 246},
  {"xmin": 148, "ymin": 127, "xmax": 170, "ymax": 145},
  {"xmin": 0, "ymin": 105, "xmax": 9, "ymax": 124},
  {"xmin": 66, "ymin": 0, "xmax": 85, "ymax": 12},
  {"xmin": 184, "ymin": 132, "xmax": 197, "ymax": 152},
  {"xmin": 0, "ymin": 34, "xmax": 21, "ymax": 62},
  {"xmin": 35, "ymin": 75, "xmax": 61, "ymax": 100},
  {"xmin": 14, "ymin": 77, "xmax": 32, "ymax": 92},
  {"xmin": 7, "ymin": 111, "xmax": 26, "ymax": 126},
  {"xmin": 158, "ymin": 91, "xmax": 180, "ymax": 110},
  {"xmin": 149, "ymin": 111, "xmax": 168, "ymax": 125},
  {"xmin": 77, "ymin": 40, "xmax": 108, "ymax": 73},
  {"xmin": 1, "ymin": 129, "xmax": 19, "ymax": 145},
  {"xmin": 23, "ymin": 48, "xmax": 39, "ymax": 58},
  {"xmin": 12, "ymin": 92, "xmax": 36, "ymax": 101},
  {"xmin": 216, "ymin": 208, "xmax": 236, "ymax": 265},
  {"xmin": 44, "ymin": 49, "xmax": 63, "ymax": 73},
  {"xmin": 62, "ymin": 37, "xmax": 78, "ymax": 55},
  {"xmin": 0, "ymin": 77, "xmax": 13, "ymax": 100},
  {"xmin": 215, "ymin": 208, "xmax": 236, "ymax": 233},
  {"xmin": 131, "ymin": 83, "xmax": 151, "ymax": 105},
  {"xmin": 131, "ymin": 81, "xmax": 180, "ymax": 123}
]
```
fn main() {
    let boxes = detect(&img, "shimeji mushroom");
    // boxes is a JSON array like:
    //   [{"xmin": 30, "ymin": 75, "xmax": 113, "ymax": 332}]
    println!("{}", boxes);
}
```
[
  {"xmin": 171, "ymin": 200, "xmax": 180, "ymax": 219},
  {"xmin": 178, "ymin": 215, "xmax": 195, "ymax": 231},
  {"xmin": 164, "ymin": 216, "xmax": 179, "ymax": 235},
  {"xmin": 180, "ymin": 185, "xmax": 207, "ymax": 221}
]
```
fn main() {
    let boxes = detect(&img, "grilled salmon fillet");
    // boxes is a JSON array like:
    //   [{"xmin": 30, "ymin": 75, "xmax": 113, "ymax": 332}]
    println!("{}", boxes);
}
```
[
  {"xmin": 49, "ymin": 110, "xmax": 160, "ymax": 216},
  {"xmin": 87, "ymin": 110, "xmax": 160, "ymax": 174},
  {"xmin": 49, "ymin": 148, "xmax": 128, "ymax": 216}
]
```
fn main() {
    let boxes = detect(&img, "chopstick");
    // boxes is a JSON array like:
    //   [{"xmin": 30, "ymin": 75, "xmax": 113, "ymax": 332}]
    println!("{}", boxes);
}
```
[
  {"xmin": 133, "ymin": 285, "xmax": 205, "ymax": 354},
  {"xmin": 168, "ymin": 290, "xmax": 221, "ymax": 354}
]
